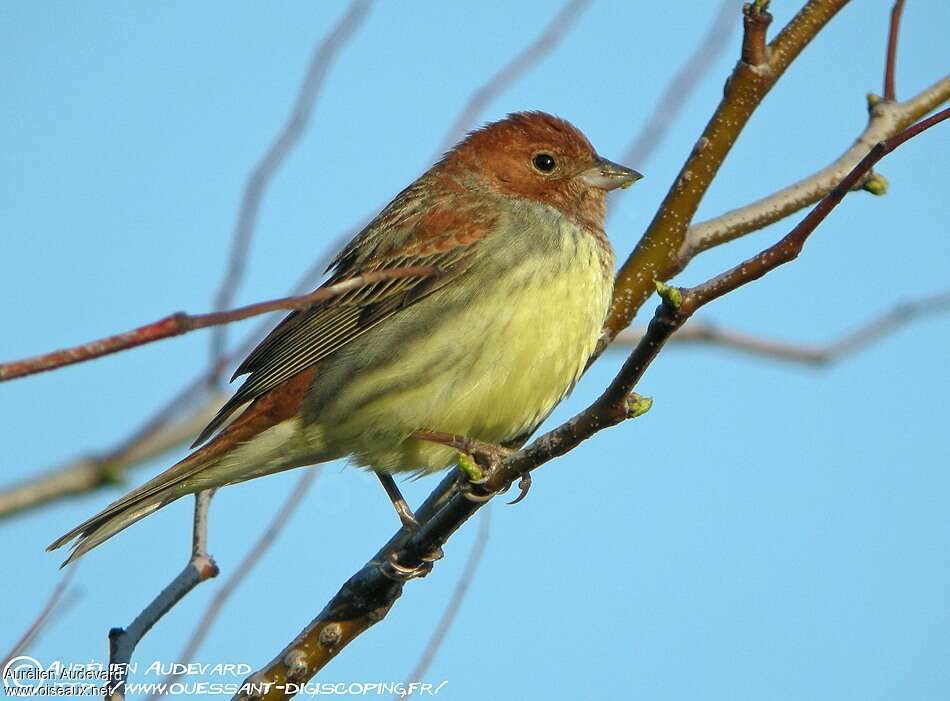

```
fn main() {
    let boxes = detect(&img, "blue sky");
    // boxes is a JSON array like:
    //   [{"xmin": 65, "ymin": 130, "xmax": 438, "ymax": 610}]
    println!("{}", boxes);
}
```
[{"xmin": 2, "ymin": 2, "xmax": 949, "ymax": 699}]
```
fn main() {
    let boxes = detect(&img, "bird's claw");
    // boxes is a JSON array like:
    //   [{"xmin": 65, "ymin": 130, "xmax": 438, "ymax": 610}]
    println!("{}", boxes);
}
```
[
  {"xmin": 507, "ymin": 472, "xmax": 532, "ymax": 505},
  {"xmin": 380, "ymin": 550, "xmax": 434, "ymax": 581},
  {"xmin": 459, "ymin": 479, "xmax": 494, "ymax": 503}
]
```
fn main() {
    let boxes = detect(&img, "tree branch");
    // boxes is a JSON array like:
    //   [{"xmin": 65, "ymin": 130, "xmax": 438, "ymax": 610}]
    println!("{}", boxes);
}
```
[
  {"xmin": 0, "ymin": 267, "xmax": 438, "ymax": 383},
  {"xmin": 615, "ymin": 290, "xmax": 950, "ymax": 365},
  {"xmin": 232, "ymin": 79, "xmax": 947, "ymax": 701},
  {"xmin": 107, "ymin": 490, "xmax": 219, "ymax": 700},
  {"xmin": 680, "ymin": 75, "xmax": 950, "ymax": 262},
  {"xmin": 601, "ymin": 0, "xmax": 850, "ymax": 351},
  {"xmin": 208, "ymin": 0, "xmax": 373, "ymax": 377}
]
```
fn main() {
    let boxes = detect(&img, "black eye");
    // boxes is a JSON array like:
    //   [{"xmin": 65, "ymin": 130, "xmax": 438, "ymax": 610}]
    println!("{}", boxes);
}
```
[{"xmin": 532, "ymin": 153, "xmax": 556, "ymax": 173}]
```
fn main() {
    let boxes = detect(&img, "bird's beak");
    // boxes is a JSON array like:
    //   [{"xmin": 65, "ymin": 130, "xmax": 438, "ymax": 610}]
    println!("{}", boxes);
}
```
[{"xmin": 579, "ymin": 157, "xmax": 643, "ymax": 191}]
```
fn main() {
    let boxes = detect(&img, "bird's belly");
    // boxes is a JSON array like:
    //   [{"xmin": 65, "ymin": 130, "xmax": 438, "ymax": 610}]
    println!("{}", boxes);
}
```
[{"xmin": 307, "ymin": 239, "xmax": 612, "ymax": 474}]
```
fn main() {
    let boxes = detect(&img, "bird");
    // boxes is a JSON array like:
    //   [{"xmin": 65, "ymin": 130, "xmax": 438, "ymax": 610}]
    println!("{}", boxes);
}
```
[{"xmin": 49, "ymin": 111, "xmax": 641, "ymax": 565}]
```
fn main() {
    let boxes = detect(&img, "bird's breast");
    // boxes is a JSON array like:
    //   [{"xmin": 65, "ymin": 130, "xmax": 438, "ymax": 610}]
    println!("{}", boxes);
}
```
[{"xmin": 309, "ymin": 207, "xmax": 614, "ymax": 474}]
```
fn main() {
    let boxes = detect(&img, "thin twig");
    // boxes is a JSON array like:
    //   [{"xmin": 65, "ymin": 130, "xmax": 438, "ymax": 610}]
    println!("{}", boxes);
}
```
[
  {"xmin": 883, "ymin": 0, "xmax": 905, "ymax": 101},
  {"xmin": 231, "ymin": 100, "xmax": 947, "ymax": 701},
  {"xmin": 208, "ymin": 0, "xmax": 373, "ymax": 378},
  {"xmin": 145, "ymin": 471, "xmax": 317, "ymax": 701},
  {"xmin": 401, "ymin": 508, "xmax": 490, "ymax": 695},
  {"xmin": 107, "ymin": 490, "xmax": 219, "ymax": 700},
  {"xmin": 615, "ymin": 291, "xmax": 950, "ymax": 364},
  {"xmin": 623, "ymin": 0, "xmax": 740, "ymax": 166},
  {"xmin": 2, "ymin": 567, "xmax": 78, "ymax": 667},
  {"xmin": 0, "ymin": 267, "xmax": 438, "ymax": 383}
]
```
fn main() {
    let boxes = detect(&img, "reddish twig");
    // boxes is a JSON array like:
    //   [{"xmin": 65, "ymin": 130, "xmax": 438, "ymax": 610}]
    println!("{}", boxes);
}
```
[
  {"xmin": 883, "ymin": 0, "xmax": 905, "ymax": 101},
  {"xmin": 208, "ymin": 0, "xmax": 373, "ymax": 377},
  {"xmin": 146, "ymin": 471, "xmax": 317, "ymax": 701},
  {"xmin": 107, "ymin": 490, "xmax": 219, "ymax": 700},
  {"xmin": 0, "ymin": 267, "xmax": 438, "ymax": 383}
]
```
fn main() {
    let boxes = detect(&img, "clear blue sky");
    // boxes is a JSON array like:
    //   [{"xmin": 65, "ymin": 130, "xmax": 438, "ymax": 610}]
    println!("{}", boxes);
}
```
[{"xmin": 2, "ymin": 2, "xmax": 949, "ymax": 699}]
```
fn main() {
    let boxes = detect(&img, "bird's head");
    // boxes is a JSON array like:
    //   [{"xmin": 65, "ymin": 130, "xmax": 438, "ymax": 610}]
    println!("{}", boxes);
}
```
[{"xmin": 441, "ymin": 111, "xmax": 641, "ymax": 230}]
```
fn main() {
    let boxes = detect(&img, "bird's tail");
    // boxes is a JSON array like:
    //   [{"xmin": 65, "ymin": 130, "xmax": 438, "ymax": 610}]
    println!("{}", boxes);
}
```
[
  {"xmin": 47, "ymin": 440, "xmax": 234, "ymax": 566},
  {"xmin": 48, "ymin": 369, "xmax": 323, "ymax": 566}
]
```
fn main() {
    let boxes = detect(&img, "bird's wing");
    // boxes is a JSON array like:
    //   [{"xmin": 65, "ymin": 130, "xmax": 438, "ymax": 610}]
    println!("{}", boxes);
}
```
[{"xmin": 193, "ymin": 194, "xmax": 497, "ymax": 446}]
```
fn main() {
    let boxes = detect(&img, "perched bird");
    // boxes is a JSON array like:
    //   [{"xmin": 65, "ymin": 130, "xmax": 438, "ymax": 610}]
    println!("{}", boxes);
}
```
[{"xmin": 49, "ymin": 111, "xmax": 640, "ymax": 564}]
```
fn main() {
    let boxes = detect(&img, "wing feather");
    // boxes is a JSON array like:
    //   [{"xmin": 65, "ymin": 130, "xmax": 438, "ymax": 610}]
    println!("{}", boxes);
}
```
[{"xmin": 193, "ymin": 194, "xmax": 496, "ymax": 447}]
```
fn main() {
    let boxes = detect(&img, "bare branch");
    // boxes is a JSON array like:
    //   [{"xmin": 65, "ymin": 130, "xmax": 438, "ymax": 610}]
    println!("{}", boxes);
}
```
[
  {"xmin": 602, "ymin": 0, "xmax": 851, "ymax": 352},
  {"xmin": 2, "ymin": 567, "xmax": 78, "ymax": 667},
  {"xmin": 616, "ymin": 291, "xmax": 950, "ymax": 365},
  {"xmin": 208, "ymin": 0, "xmax": 373, "ymax": 376},
  {"xmin": 623, "ymin": 0, "xmax": 740, "ymax": 166},
  {"xmin": 680, "ymin": 76, "xmax": 950, "ymax": 261},
  {"xmin": 669, "ymin": 107, "xmax": 950, "ymax": 314},
  {"xmin": 146, "ymin": 471, "xmax": 317, "ymax": 701},
  {"xmin": 884, "ymin": 0, "xmax": 906, "ymax": 101},
  {"xmin": 107, "ymin": 490, "xmax": 219, "ymax": 700},
  {"xmin": 232, "ymin": 103, "xmax": 947, "ymax": 701},
  {"xmin": 0, "ymin": 267, "xmax": 438, "ymax": 383}
]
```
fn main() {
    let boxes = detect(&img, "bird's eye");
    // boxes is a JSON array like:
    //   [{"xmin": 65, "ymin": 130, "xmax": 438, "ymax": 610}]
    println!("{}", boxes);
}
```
[{"xmin": 532, "ymin": 153, "xmax": 557, "ymax": 173}]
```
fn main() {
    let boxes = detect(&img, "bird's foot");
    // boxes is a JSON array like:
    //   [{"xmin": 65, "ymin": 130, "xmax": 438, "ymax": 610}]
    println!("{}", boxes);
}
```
[{"xmin": 413, "ymin": 429, "xmax": 514, "ymax": 501}]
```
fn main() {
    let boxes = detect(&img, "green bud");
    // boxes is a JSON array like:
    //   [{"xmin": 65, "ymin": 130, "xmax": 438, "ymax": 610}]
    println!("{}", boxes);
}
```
[
  {"xmin": 655, "ymin": 281, "xmax": 683, "ymax": 308},
  {"xmin": 862, "ymin": 173, "xmax": 889, "ymax": 196},
  {"xmin": 457, "ymin": 452, "xmax": 483, "ymax": 482},
  {"xmin": 626, "ymin": 393, "xmax": 654, "ymax": 419}
]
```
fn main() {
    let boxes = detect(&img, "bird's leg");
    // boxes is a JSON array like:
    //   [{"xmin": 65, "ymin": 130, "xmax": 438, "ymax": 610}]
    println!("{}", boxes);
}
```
[
  {"xmin": 374, "ymin": 471, "xmax": 445, "ymax": 582},
  {"xmin": 375, "ymin": 472, "xmax": 420, "ymax": 531},
  {"xmin": 412, "ymin": 429, "xmax": 514, "ymax": 502}
]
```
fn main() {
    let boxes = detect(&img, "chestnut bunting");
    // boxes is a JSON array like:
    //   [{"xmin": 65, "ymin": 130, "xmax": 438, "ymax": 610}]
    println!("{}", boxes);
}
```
[{"xmin": 50, "ymin": 112, "xmax": 641, "ymax": 563}]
